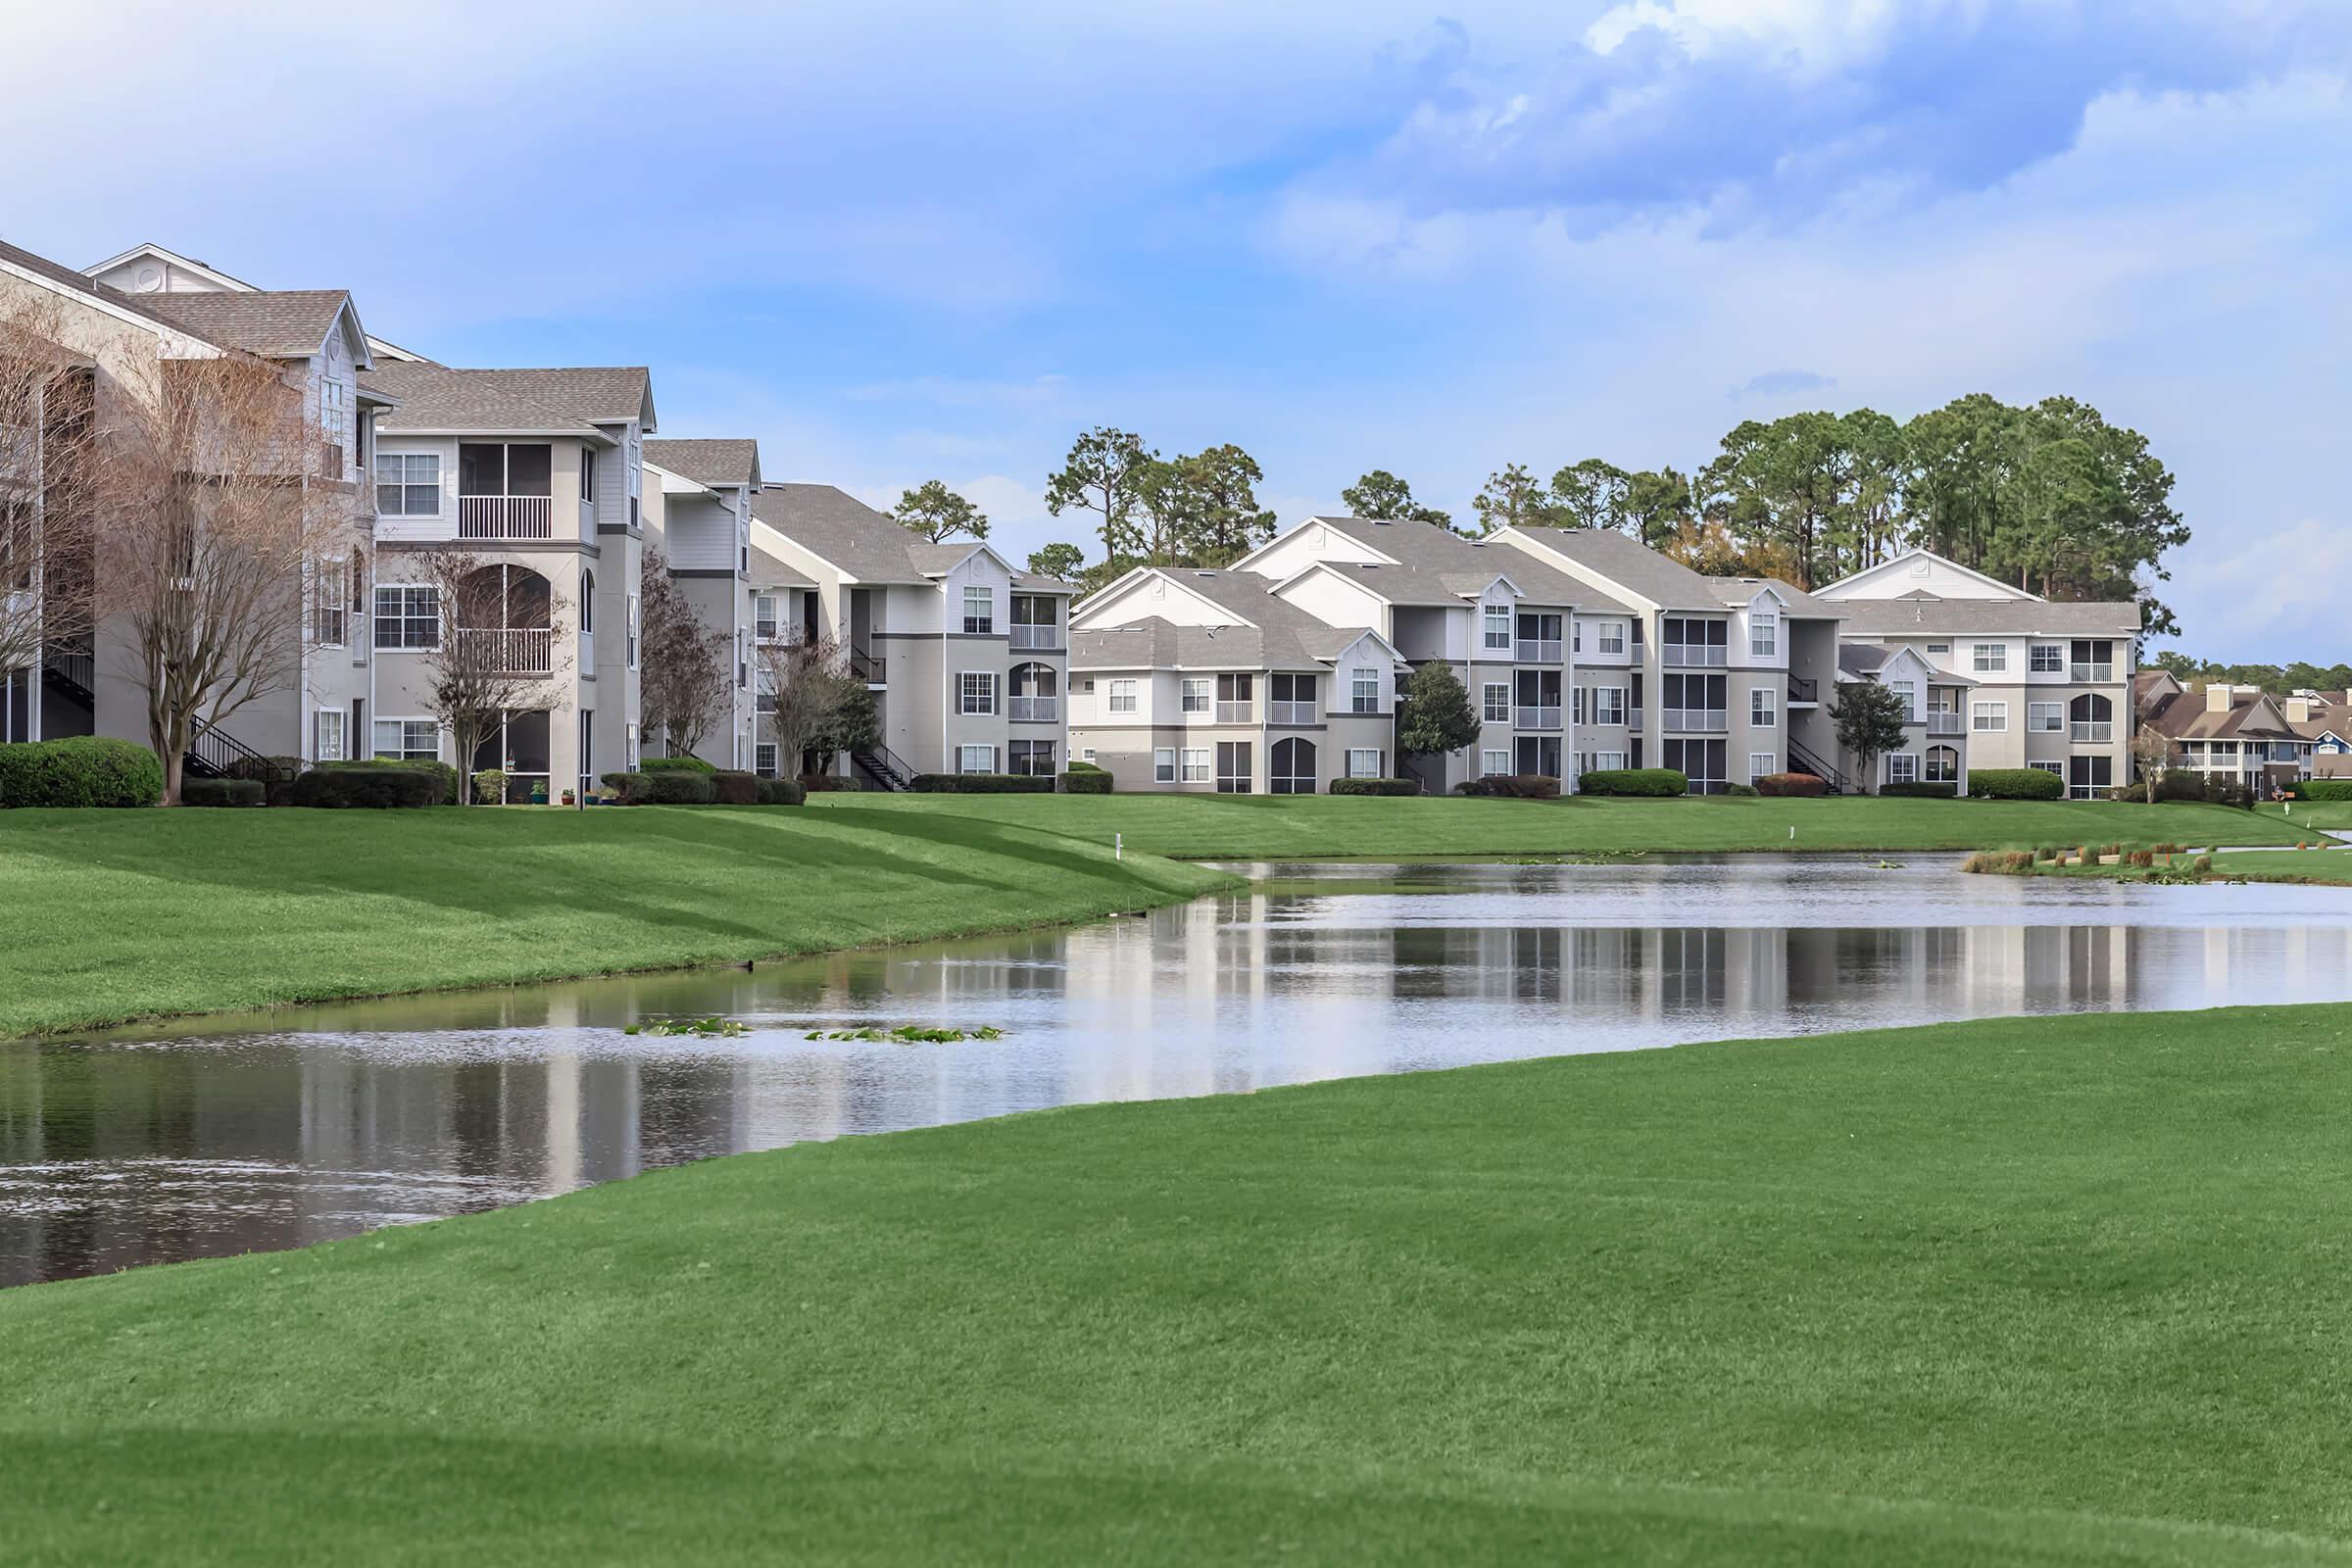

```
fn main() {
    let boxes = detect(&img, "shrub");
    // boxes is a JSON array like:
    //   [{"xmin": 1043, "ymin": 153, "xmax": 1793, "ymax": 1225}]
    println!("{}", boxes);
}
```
[
  {"xmin": 756, "ymin": 777, "xmax": 807, "ymax": 806},
  {"xmin": 323, "ymin": 758, "xmax": 459, "ymax": 805},
  {"xmin": 289, "ymin": 764, "xmax": 439, "ymax": 808},
  {"xmin": 2193, "ymin": 855, "xmax": 2213, "ymax": 873},
  {"xmin": 1065, "ymin": 760, "xmax": 1106, "ymax": 774},
  {"xmin": 1329, "ymin": 777, "xmax": 1418, "ymax": 797},
  {"xmin": 0, "ymin": 737, "xmax": 166, "ymax": 808},
  {"xmin": 2034, "ymin": 846, "xmax": 2060, "ymax": 861},
  {"xmin": 1962, "ymin": 850, "xmax": 2035, "ymax": 875},
  {"xmin": 1060, "ymin": 768, "xmax": 1112, "ymax": 795},
  {"xmin": 909, "ymin": 773, "xmax": 1054, "ymax": 793},
  {"xmin": 2289, "ymin": 779, "xmax": 2352, "ymax": 802},
  {"xmin": 710, "ymin": 770, "xmax": 760, "ymax": 805},
  {"xmin": 471, "ymin": 768, "xmax": 508, "ymax": 805},
  {"xmin": 1879, "ymin": 781, "xmax": 1958, "ymax": 799},
  {"xmin": 1579, "ymin": 767, "xmax": 1688, "ymax": 798},
  {"xmin": 2128, "ymin": 849, "xmax": 2155, "ymax": 868},
  {"xmin": 644, "ymin": 769, "xmax": 716, "ymax": 805},
  {"xmin": 2153, "ymin": 842, "xmax": 2183, "ymax": 855},
  {"xmin": 1966, "ymin": 768, "xmax": 2066, "ymax": 801},
  {"xmin": 179, "ymin": 777, "xmax": 266, "ymax": 808},
  {"xmin": 642, "ymin": 756, "xmax": 716, "ymax": 774},
  {"xmin": 1455, "ymin": 773, "xmax": 1561, "ymax": 800},
  {"xmin": 599, "ymin": 770, "xmax": 654, "ymax": 804},
  {"xmin": 1725, "ymin": 782, "xmax": 1760, "ymax": 797},
  {"xmin": 224, "ymin": 754, "xmax": 301, "ymax": 807},
  {"xmin": 1754, "ymin": 772, "xmax": 1827, "ymax": 798},
  {"xmin": 799, "ymin": 773, "xmax": 861, "ymax": 792}
]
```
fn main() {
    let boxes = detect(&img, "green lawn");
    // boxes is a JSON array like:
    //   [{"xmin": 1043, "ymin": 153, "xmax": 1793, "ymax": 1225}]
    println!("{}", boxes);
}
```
[
  {"xmin": 10, "ymin": 1004, "xmax": 2352, "ymax": 1564},
  {"xmin": 0, "ymin": 806, "xmax": 1238, "ymax": 1038},
  {"xmin": 808, "ymin": 790, "xmax": 2301, "ymax": 858}
]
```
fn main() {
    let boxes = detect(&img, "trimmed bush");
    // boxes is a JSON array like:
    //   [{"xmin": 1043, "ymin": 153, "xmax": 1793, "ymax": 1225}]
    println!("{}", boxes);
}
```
[
  {"xmin": 599, "ymin": 771, "xmax": 653, "ymax": 804},
  {"xmin": 179, "ymin": 777, "xmax": 266, "ymax": 808},
  {"xmin": 710, "ymin": 770, "xmax": 760, "ymax": 805},
  {"xmin": 1967, "ymin": 768, "xmax": 2066, "ymax": 801},
  {"xmin": 224, "ymin": 754, "xmax": 302, "ymax": 808},
  {"xmin": 644, "ymin": 769, "xmax": 715, "ymax": 805},
  {"xmin": 2193, "ymin": 855, "xmax": 2214, "ymax": 873},
  {"xmin": 1065, "ymin": 760, "xmax": 1106, "ymax": 774},
  {"xmin": 471, "ymin": 768, "xmax": 508, "ymax": 805},
  {"xmin": 1725, "ymin": 782, "xmax": 1760, "ymax": 798},
  {"xmin": 1329, "ymin": 777, "xmax": 1418, "ymax": 797},
  {"xmin": 1454, "ymin": 774, "xmax": 1560, "ymax": 800},
  {"xmin": 0, "ymin": 737, "xmax": 166, "ymax": 808},
  {"xmin": 799, "ymin": 773, "xmax": 861, "ymax": 792},
  {"xmin": 290, "ymin": 764, "xmax": 438, "ymax": 808},
  {"xmin": 909, "ymin": 773, "xmax": 1054, "ymax": 794},
  {"xmin": 1059, "ymin": 768, "xmax": 1112, "ymax": 795},
  {"xmin": 755, "ymin": 777, "xmax": 807, "ymax": 806},
  {"xmin": 2288, "ymin": 779, "xmax": 2352, "ymax": 802},
  {"xmin": 1579, "ymin": 767, "xmax": 1688, "ymax": 798},
  {"xmin": 642, "ymin": 756, "xmax": 716, "ymax": 774},
  {"xmin": 323, "ymin": 758, "xmax": 460, "ymax": 805},
  {"xmin": 1880, "ymin": 781, "xmax": 1959, "ymax": 799},
  {"xmin": 1754, "ymin": 772, "xmax": 1827, "ymax": 798},
  {"xmin": 2128, "ymin": 849, "xmax": 2155, "ymax": 868}
]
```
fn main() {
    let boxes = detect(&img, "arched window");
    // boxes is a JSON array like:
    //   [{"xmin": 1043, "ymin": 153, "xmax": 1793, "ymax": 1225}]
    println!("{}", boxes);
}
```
[
  {"xmin": 1270, "ymin": 736, "xmax": 1317, "ymax": 794},
  {"xmin": 1924, "ymin": 745, "xmax": 1958, "ymax": 783},
  {"xmin": 2069, "ymin": 693, "xmax": 2113, "ymax": 741},
  {"xmin": 1008, "ymin": 662, "xmax": 1059, "ymax": 721},
  {"xmin": 455, "ymin": 564, "xmax": 554, "ymax": 675}
]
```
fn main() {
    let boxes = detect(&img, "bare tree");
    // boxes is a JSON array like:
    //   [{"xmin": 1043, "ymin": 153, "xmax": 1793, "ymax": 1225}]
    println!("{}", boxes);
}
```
[
  {"xmin": 0, "ymin": 298, "xmax": 103, "ymax": 705},
  {"xmin": 756, "ymin": 634, "xmax": 866, "ymax": 779},
  {"xmin": 2130, "ymin": 726, "xmax": 2178, "ymax": 804},
  {"xmin": 638, "ymin": 545, "xmax": 730, "ymax": 755},
  {"xmin": 96, "ymin": 352, "xmax": 362, "ymax": 804},
  {"xmin": 400, "ymin": 547, "xmax": 575, "ymax": 803}
]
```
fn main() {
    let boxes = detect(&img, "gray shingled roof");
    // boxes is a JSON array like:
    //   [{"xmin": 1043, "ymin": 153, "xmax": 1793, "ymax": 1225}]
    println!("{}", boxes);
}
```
[
  {"xmin": 0, "ymin": 235, "xmax": 247, "ymax": 352},
  {"xmin": 1829, "ymin": 597, "xmax": 2141, "ymax": 636},
  {"xmin": 644, "ymin": 437, "xmax": 759, "ymax": 488},
  {"xmin": 470, "ymin": 367, "xmax": 651, "ymax": 427},
  {"xmin": 1302, "ymin": 515, "xmax": 1594, "ymax": 608},
  {"xmin": 1703, "ymin": 574, "xmax": 1838, "ymax": 616},
  {"xmin": 1503, "ymin": 526, "xmax": 1726, "ymax": 610},
  {"xmin": 745, "ymin": 535, "xmax": 813, "ymax": 590},
  {"xmin": 135, "ymin": 289, "xmax": 352, "ymax": 359},
  {"xmin": 752, "ymin": 484, "xmax": 929, "ymax": 582},
  {"xmin": 1077, "ymin": 569, "xmax": 1391, "ymax": 671},
  {"xmin": 2141, "ymin": 688, "xmax": 2298, "ymax": 742},
  {"xmin": 366, "ymin": 362, "xmax": 609, "ymax": 438}
]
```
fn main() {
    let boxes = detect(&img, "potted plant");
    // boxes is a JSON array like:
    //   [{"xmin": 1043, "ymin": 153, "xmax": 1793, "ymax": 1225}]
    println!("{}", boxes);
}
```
[
  {"xmin": 561, "ymin": 788, "xmax": 576, "ymax": 807},
  {"xmin": 529, "ymin": 778, "xmax": 549, "ymax": 806}
]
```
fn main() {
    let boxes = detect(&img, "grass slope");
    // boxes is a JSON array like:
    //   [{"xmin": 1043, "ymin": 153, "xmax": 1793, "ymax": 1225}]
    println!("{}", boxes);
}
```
[
  {"xmin": 809, "ymin": 791, "xmax": 2300, "ymax": 858},
  {"xmin": 2004, "ymin": 843, "xmax": 2352, "ymax": 888},
  {"xmin": 10, "ymin": 1004, "xmax": 2352, "ymax": 1565},
  {"xmin": 0, "ymin": 806, "xmax": 1236, "ymax": 1038}
]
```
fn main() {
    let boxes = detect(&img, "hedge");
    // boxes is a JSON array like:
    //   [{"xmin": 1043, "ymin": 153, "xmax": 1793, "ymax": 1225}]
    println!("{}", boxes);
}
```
[
  {"xmin": 290, "ymin": 764, "xmax": 439, "ymax": 808},
  {"xmin": 643, "ymin": 756, "xmax": 716, "ymax": 774},
  {"xmin": 1755, "ymin": 772, "xmax": 1826, "ymax": 798},
  {"xmin": 1578, "ymin": 767, "xmax": 1688, "ymax": 798},
  {"xmin": 224, "ymin": 754, "xmax": 302, "ymax": 807},
  {"xmin": 644, "ymin": 769, "xmax": 715, "ymax": 805},
  {"xmin": 1880, "ymin": 781, "xmax": 1959, "ymax": 799},
  {"xmin": 1966, "ymin": 768, "xmax": 2065, "ymax": 801},
  {"xmin": 910, "ymin": 773, "xmax": 1054, "ymax": 794},
  {"xmin": 0, "ymin": 737, "xmax": 166, "ymax": 808},
  {"xmin": 179, "ymin": 777, "xmax": 267, "ymax": 808},
  {"xmin": 323, "ymin": 757, "xmax": 460, "ymax": 805},
  {"xmin": 756, "ymin": 777, "xmax": 807, "ymax": 806},
  {"xmin": 1065, "ymin": 760, "xmax": 1106, "ymax": 774},
  {"xmin": 799, "ymin": 774, "xmax": 861, "ymax": 792},
  {"xmin": 1454, "ymin": 774, "xmax": 1559, "ymax": 799},
  {"xmin": 2289, "ymin": 778, "xmax": 2352, "ymax": 802},
  {"xmin": 1329, "ymin": 777, "xmax": 1418, "ymax": 797},
  {"xmin": 710, "ymin": 770, "xmax": 760, "ymax": 805},
  {"xmin": 599, "ymin": 770, "xmax": 654, "ymax": 805},
  {"xmin": 1059, "ymin": 768, "xmax": 1112, "ymax": 795}
]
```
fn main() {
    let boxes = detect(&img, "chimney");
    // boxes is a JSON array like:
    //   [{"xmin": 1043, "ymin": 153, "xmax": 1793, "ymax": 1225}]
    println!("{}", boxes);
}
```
[
  {"xmin": 2288, "ymin": 698, "xmax": 2311, "ymax": 723},
  {"xmin": 2206, "ymin": 684, "xmax": 2232, "ymax": 713}
]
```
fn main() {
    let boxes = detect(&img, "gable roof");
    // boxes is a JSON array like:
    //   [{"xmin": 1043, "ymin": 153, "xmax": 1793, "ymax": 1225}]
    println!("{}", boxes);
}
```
[
  {"xmin": 1295, "ymin": 514, "xmax": 1593, "ymax": 608},
  {"xmin": 366, "ymin": 363, "xmax": 614, "ymax": 439},
  {"xmin": 134, "ymin": 288, "xmax": 365, "ymax": 362},
  {"xmin": 752, "ymin": 484, "xmax": 926, "ymax": 582},
  {"xmin": 1818, "ymin": 547, "xmax": 2043, "ymax": 602},
  {"xmin": 2140, "ymin": 686, "xmax": 2300, "ymax": 742},
  {"xmin": 0, "ymin": 234, "xmax": 248, "ymax": 353},
  {"xmin": 1836, "ymin": 642, "xmax": 1974, "ymax": 687},
  {"xmin": 644, "ymin": 437, "xmax": 759, "ymax": 489},
  {"xmin": 1501, "ymin": 526, "xmax": 1725, "ymax": 610},
  {"xmin": 462, "ymin": 367, "xmax": 652, "ymax": 429},
  {"xmin": 1702, "ymin": 575, "xmax": 1836, "ymax": 616},
  {"xmin": 1075, "ymin": 567, "xmax": 1398, "ymax": 671},
  {"xmin": 1830, "ymin": 597, "xmax": 2141, "ymax": 637}
]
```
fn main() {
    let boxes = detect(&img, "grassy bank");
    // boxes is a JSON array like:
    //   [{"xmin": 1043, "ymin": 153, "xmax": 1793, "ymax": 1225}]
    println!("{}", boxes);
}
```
[
  {"xmin": 1980, "ymin": 842, "xmax": 2352, "ymax": 889},
  {"xmin": 0, "ymin": 806, "xmax": 1238, "ymax": 1038},
  {"xmin": 10, "ymin": 1003, "xmax": 2352, "ymax": 1564},
  {"xmin": 808, "ymin": 791, "xmax": 2300, "ymax": 858}
]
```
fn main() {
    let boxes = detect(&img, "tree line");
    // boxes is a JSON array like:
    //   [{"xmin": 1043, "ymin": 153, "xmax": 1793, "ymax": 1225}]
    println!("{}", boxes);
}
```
[{"xmin": 2151, "ymin": 653, "xmax": 2352, "ymax": 697}]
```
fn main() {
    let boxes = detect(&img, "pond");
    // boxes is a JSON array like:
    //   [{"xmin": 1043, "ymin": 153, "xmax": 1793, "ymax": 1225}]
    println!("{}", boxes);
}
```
[{"xmin": 9, "ymin": 854, "xmax": 2352, "ymax": 1286}]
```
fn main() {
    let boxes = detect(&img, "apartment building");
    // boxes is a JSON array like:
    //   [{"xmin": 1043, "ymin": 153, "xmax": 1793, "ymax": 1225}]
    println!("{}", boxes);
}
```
[
  {"xmin": 1833, "ymin": 642, "xmax": 1976, "ymax": 791},
  {"xmin": 1489, "ymin": 527, "xmax": 1841, "ymax": 793},
  {"xmin": 1226, "ymin": 515, "xmax": 1587, "ymax": 790},
  {"xmin": 2133, "ymin": 672, "xmax": 2324, "ymax": 794},
  {"xmin": 1813, "ymin": 551, "xmax": 2139, "ymax": 798},
  {"xmin": 642, "ymin": 438, "xmax": 762, "ymax": 769},
  {"xmin": 1067, "ymin": 565, "xmax": 1405, "ymax": 792},
  {"xmin": 750, "ymin": 484, "xmax": 1073, "ymax": 783}
]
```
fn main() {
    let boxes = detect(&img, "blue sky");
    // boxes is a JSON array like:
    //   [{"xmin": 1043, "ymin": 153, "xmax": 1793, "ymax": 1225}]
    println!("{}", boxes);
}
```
[{"xmin": 5, "ymin": 0, "xmax": 2348, "ymax": 659}]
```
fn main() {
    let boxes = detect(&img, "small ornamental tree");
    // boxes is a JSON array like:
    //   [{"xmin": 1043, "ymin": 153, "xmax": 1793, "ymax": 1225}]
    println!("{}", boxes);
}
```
[
  {"xmin": 756, "ymin": 634, "xmax": 867, "ymax": 778},
  {"xmin": 1396, "ymin": 662, "xmax": 1480, "ymax": 775},
  {"xmin": 2130, "ymin": 725, "xmax": 2177, "ymax": 803},
  {"xmin": 1832, "ymin": 679, "xmax": 1911, "ymax": 795},
  {"xmin": 408, "ymin": 547, "xmax": 573, "ymax": 803}
]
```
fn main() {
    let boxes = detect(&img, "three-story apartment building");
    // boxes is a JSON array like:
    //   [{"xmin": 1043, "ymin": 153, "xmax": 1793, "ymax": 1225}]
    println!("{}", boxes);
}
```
[{"xmin": 642, "ymin": 438, "xmax": 762, "ymax": 769}]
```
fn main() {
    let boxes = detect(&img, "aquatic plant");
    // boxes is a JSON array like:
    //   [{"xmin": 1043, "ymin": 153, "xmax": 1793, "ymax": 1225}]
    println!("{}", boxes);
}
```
[
  {"xmin": 805, "ymin": 1024, "xmax": 1009, "ymax": 1044},
  {"xmin": 623, "ymin": 1016, "xmax": 749, "ymax": 1038}
]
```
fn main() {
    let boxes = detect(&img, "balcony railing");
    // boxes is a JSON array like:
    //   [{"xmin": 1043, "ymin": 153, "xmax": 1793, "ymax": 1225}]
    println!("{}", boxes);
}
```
[
  {"xmin": 455, "ymin": 626, "xmax": 553, "ymax": 675},
  {"xmin": 1926, "ymin": 712, "xmax": 1963, "ymax": 735},
  {"xmin": 1788, "ymin": 674, "xmax": 1819, "ymax": 704},
  {"xmin": 849, "ymin": 646, "xmax": 886, "ymax": 684},
  {"xmin": 1662, "ymin": 644, "xmax": 1728, "ymax": 667},
  {"xmin": 1515, "ymin": 705, "xmax": 1562, "ymax": 730},
  {"xmin": 1663, "ymin": 707, "xmax": 1728, "ymax": 732},
  {"xmin": 1268, "ymin": 700, "xmax": 1317, "ymax": 726},
  {"xmin": 458, "ymin": 495, "xmax": 553, "ymax": 540},
  {"xmin": 1214, "ymin": 701, "xmax": 1252, "ymax": 723},
  {"xmin": 2072, "ymin": 662, "xmax": 2115, "ymax": 683},
  {"xmin": 1514, "ymin": 638, "xmax": 1563, "ymax": 663},
  {"xmin": 1008, "ymin": 696, "xmax": 1060, "ymax": 722},
  {"xmin": 2072, "ymin": 721, "xmax": 2114, "ymax": 743},
  {"xmin": 1010, "ymin": 623, "xmax": 1061, "ymax": 651},
  {"xmin": 1588, "ymin": 708, "xmax": 1628, "ymax": 729},
  {"xmin": 1627, "ymin": 706, "xmax": 1642, "ymax": 731}
]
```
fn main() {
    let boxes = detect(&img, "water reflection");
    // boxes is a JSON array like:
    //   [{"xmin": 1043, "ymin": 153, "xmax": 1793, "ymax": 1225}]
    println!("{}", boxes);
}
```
[{"xmin": 8, "ymin": 855, "xmax": 2352, "ymax": 1286}]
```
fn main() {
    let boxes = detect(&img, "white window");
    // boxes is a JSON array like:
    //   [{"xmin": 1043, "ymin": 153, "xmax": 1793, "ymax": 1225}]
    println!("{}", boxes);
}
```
[
  {"xmin": 314, "ymin": 709, "xmax": 346, "ymax": 762},
  {"xmin": 961, "ymin": 586, "xmax": 994, "ymax": 634},
  {"xmin": 1481, "ymin": 749, "xmax": 1509, "ymax": 775},
  {"xmin": 959, "ymin": 671, "xmax": 997, "ymax": 715},
  {"xmin": 754, "ymin": 594, "xmax": 780, "ymax": 641},
  {"xmin": 2029, "ymin": 701, "xmax": 2063, "ymax": 732},
  {"xmin": 1572, "ymin": 687, "xmax": 1585, "ymax": 726},
  {"xmin": 1749, "ymin": 612, "xmax": 1778, "ymax": 659},
  {"xmin": 2029, "ymin": 760, "xmax": 2064, "ymax": 775},
  {"xmin": 1886, "ymin": 753, "xmax": 1920, "ymax": 785},
  {"xmin": 374, "ymin": 453, "xmax": 440, "ymax": 515},
  {"xmin": 372, "ymin": 717, "xmax": 438, "ymax": 760},
  {"xmin": 1887, "ymin": 678, "xmax": 1914, "ymax": 717},
  {"xmin": 1180, "ymin": 747, "xmax": 1210, "ymax": 783},
  {"xmin": 1153, "ymin": 747, "xmax": 1177, "ymax": 783},
  {"xmin": 372, "ymin": 585, "xmax": 438, "ymax": 650},
  {"xmin": 1597, "ymin": 621, "xmax": 1626, "ymax": 656},
  {"xmin": 1749, "ymin": 752, "xmax": 1776, "ymax": 781},
  {"xmin": 1351, "ymin": 669, "xmax": 1379, "ymax": 713},
  {"xmin": 1592, "ymin": 687, "xmax": 1627, "ymax": 726},
  {"xmin": 625, "ymin": 722, "xmax": 640, "ymax": 767},
  {"xmin": 1482, "ymin": 682, "xmax": 1510, "ymax": 723},
  {"xmin": 319, "ymin": 377, "xmax": 348, "ymax": 452},
  {"xmin": 1571, "ymin": 621, "xmax": 1582, "ymax": 654},
  {"xmin": 1082, "ymin": 748, "xmax": 1097, "ymax": 762},
  {"xmin": 1347, "ymin": 748, "xmax": 1383, "ymax": 778},
  {"xmin": 2030, "ymin": 643, "xmax": 2065, "ymax": 673},
  {"xmin": 1927, "ymin": 641, "xmax": 1949, "ymax": 656},
  {"xmin": 1749, "ymin": 687, "xmax": 1775, "ymax": 728},
  {"xmin": 1973, "ymin": 643, "xmax": 2006, "ymax": 672},
  {"xmin": 754, "ymin": 743, "xmax": 777, "ymax": 776},
  {"xmin": 626, "ymin": 595, "xmax": 640, "ymax": 669},
  {"xmin": 958, "ymin": 744, "xmax": 998, "ymax": 773},
  {"xmin": 1591, "ymin": 751, "xmax": 1627, "ymax": 770},
  {"xmin": 1108, "ymin": 678, "xmax": 1138, "ymax": 714},
  {"xmin": 1973, "ymin": 701, "xmax": 2007, "ymax": 732},
  {"xmin": 1483, "ymin": 604, "xmax": 1510, "ymax": 651},
  {"xmin": 1180, "ymin": 677, "xmax": 1209, "ymax": 714}
]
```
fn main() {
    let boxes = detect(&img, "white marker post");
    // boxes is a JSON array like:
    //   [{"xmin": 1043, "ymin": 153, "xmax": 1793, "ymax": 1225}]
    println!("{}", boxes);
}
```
[{"xmin": 1115, "ymin": 832, "xmax": 1123, "ymax": 862}]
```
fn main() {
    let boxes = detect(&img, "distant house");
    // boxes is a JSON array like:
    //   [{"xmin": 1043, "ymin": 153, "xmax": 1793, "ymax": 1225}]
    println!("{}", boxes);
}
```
[{"xmin": 2132, "ymin": 671, "xmax": 2306, "ymax": 792}]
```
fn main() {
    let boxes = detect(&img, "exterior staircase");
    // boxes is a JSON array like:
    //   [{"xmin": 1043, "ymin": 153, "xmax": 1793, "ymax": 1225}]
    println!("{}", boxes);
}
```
[
  {"xmin": 1786, "ymin": 736, "xmax": 1851, "ymax": 795},
  {"xmin": 851, "ymin": 743, "xmax": 916, "ymax": 792}
]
